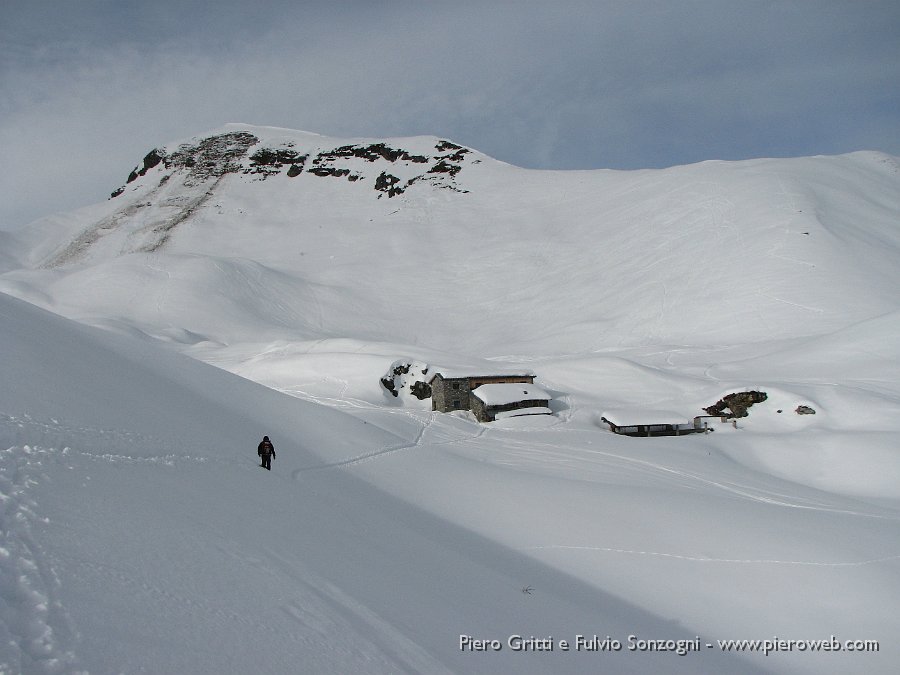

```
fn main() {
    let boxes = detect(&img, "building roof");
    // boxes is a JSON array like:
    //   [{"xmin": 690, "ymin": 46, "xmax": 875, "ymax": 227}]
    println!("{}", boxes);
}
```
[
  {"xmin": 426, "ymin": 367, "xmax": 535, "ymax": 383},
  {"xmin": 471, "ymin": 383, "xmax": 551, "ymax": 406},
  {"xmin": 601, "ymin": 409, "xmax": 688, "ymax": 426}
]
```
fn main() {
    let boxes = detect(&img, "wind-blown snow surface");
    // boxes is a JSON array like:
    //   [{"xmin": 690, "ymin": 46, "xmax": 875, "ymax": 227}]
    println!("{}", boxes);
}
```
[{"xmin": 2, "ymin": 125, "xmax": 900, "ymax": 673}]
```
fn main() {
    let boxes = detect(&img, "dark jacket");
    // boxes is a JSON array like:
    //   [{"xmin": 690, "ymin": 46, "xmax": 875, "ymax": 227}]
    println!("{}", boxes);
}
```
[{"xmin": 258, "ymin": 438, "xmax": 275, "ymax": 458}]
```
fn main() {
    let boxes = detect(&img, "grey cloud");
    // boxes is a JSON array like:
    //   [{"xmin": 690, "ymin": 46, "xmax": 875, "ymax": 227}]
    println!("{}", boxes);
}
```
[{"xmin": 1, "ymin": 0, "xmax": 898, "ymax": 229}]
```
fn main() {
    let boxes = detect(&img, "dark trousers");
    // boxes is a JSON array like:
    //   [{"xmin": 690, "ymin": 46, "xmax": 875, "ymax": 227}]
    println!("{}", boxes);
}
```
[{"xmin": 261, "ymin": 453, "xmax": 272, "ymax": 470}]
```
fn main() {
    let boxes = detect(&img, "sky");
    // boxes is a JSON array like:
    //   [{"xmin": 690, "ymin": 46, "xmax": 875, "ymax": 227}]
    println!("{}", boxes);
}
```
[{"xmin": 1, "ymin": 0, "xmax": 898, "ymax": 231}]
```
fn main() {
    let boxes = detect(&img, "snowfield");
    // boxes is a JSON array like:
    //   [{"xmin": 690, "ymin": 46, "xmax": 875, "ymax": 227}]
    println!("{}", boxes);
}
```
[{"xmin": 1, "ymin": 125, "xmax": 899, "ymax": 674}]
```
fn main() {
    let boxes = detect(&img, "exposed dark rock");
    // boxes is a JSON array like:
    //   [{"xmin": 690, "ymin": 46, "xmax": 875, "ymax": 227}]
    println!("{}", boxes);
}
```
[
  {"xmin": 375, "ymin": 171, "xmax": 404, "ymax": 197},
  {"xmin": 309, "ymin": 167, "xmax": 352, "ymax": 178},
  {"xmin": 245, "ymin": 148, "xmax": 307, "ymax": 178},
  {"xmin": 795, "ymin": 405, "xmax": 816, "ymax": 415},
  {"xmin": 703, "ymin": 391, "xmax": 768, "ymax": 418},
  {"xmin": 317, "ymin": 143, "xmax": 428, "ymax": 164},
  {"xmin": 301, "ymin": 140, "xmax": 468, "ymax": 196},
  {"xmin": 110, "ymin": 186, "xmax": 125, "ymax": 199},
  {"xmin": 115, "ymin": 132, "xmax": 469, "ymax": 208},
  {"xmin": 380, "ymin": 360, "xmax": 432, "ymax": 401},
  {"xmin": 140, "ymin": 149, "xmax": 165, "ymax": 174},
  {"xmin": 435, "ymin": 140, "xmax": 464, "ymax": 152},
  {"xmin": 442, "ymin": 149, "xmax": 469, "ymax": 162},
  {"xmin": 381, "ymin": 363, "xmax": 409, "ymax": 397},
  {"xmin": 249, "ymin": 149, "xmax": 275, "ymax": 165},
  {"xmin": 164, "ymin": 132, "xmax": 259, "ymax": 185},
  {"xmin": 380, "ymin": 377, "xmax": 398, "ymax": 397},
  {"xmin": 249, "ymin": 148, "xmax": 307, "ymax": 167},
  {"xmin": 428, "ymin": 159, "xmax": 462, "ymax": 176},
  {"xmin": 126, "ymin": 148, "xmax": 166, "ymax": 184},
  {"xmin": 405, "ymin": 173, "xmax": 467, "ymax": 194},
  {"xmin": 411, "ymin": 381, "xmax": 432, "ymax": 400}
]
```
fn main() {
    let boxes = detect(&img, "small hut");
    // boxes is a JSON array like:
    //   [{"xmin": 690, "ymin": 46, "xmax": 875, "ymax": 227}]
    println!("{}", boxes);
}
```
[
  {"xmin": 429, "ymin": 370, "xmax": 552, "ymax": 422},
  {"xmin": 600, "ymin": 410, "xmax": 711, "ymax": 437}
]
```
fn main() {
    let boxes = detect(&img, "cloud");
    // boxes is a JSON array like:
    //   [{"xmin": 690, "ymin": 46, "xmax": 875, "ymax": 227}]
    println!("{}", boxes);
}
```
[{"xmin": 1, "ymin": 0, "xmax": 898, "ymax": 230}]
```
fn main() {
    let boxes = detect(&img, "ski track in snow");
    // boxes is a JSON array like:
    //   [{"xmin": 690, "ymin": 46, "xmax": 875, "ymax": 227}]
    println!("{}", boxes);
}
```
[
  {"xmin": 291, "ymin": 434, "xmax": 427, "ymax": 475},
  {"xmin": 280, "ymin": 384, "xmax": 898, "ymax": 524},
  {"xmin": 251, "ymin": 373, "xmax": 900, "ymax": 593},
  {"xmin": 309, "ymin": 404, "xmax": 900, "ymax": 571},
  {"xmin": 1, "ymin": 414, "xmax": 215, "ymax": 468},
  {"xmin": 0, "ymin": 446, "xmax": 80, "ymax": 675},
  {"xmin": 0, "ymin": 410, "xmax": 220, "ymax": 674},
  {"xmin": 587, "ymin": 448, "xmax": 890, "ymax": 518},
  {"xmin": 467, "ymin": 433, "xmax": 900, "ymax": 521},
  {"xmin": 523, "ymin": 544, "xmax": 900, "ymax": 568},
  {"xmin": 262, "ymin": 547, "xmax": 455, "ymax": 675},
  {"xmin": 291, "ymin": 410, "xmax": 487, "ymax": 476},
  {"xmin": 266, "ymin": 383, "xmax": 900, "ymax": 610}
]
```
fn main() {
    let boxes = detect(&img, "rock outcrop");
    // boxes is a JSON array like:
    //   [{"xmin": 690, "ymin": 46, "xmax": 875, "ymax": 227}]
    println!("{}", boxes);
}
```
[
  {"xmin": 380, "ymin": 361, "xmax": 432, "ymax": 401},
  {"xmin": 703, "ymin": 391, "xmax": 768, "ymax": 418},
  {"xmin": 111, "ymin": 132, "xmax": 475, "ymax": 202}
]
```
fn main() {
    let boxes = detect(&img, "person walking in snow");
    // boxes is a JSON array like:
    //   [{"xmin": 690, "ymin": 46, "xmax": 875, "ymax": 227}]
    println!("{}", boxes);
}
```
[{"xmin": 258, "ymin": 435, "xmax": 276, "ymax": 470}]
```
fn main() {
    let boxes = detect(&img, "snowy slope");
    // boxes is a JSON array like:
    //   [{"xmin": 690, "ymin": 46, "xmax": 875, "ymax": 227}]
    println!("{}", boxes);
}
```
[
  {"xmin": 4, "ymin": 124, "xmax": 899, "ymax": 354},
  {"xmin": 2, "ymin": 125, "xmax": 900, "ymax": 673},
  {"xmin": 2, "ymin": 291, "xmax": 775, "ymax": 675}
]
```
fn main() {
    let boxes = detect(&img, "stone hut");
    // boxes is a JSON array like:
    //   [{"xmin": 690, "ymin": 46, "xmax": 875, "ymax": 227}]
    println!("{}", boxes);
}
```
[{"xmin": 429, "ymin": 370, "xmax": 550, "ymax": 421}]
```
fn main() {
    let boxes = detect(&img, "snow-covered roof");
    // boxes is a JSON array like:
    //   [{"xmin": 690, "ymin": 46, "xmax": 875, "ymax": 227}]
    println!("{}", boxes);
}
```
[
  {"xmin": 601, "ymin": 409, "xmax": 688, "ymax": 426},
  {"xmin": 472, "ymin": 383, "xmax": 551, "ymax": 405},
  {"xmin": 426, "ymin": 367, "xmax": 535, "ymax": 383}
]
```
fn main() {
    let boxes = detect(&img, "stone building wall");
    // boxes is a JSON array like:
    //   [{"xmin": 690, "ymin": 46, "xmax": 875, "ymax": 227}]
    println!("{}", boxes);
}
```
[
  {"xmin": 431, "ymin": 375, "xmax": 473, "ymax": 413},
  {"xmin": 431, "ymin": 373, "xmax": 538, "ymax": 416}
]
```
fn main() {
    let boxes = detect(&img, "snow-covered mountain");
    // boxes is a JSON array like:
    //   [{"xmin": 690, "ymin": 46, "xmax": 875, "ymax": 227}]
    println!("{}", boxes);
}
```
[
  {"xmin": 6, "ymin": 123, "xmax": 899, "ymax": 353},
  {"xmin": 2, "ymin": 124, "xmax": 900, "ymax": 673}
]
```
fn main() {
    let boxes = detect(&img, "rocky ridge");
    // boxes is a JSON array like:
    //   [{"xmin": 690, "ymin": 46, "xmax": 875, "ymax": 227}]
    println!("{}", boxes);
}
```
[
  {"xmin": 49, "ymin": 129, "xmax": 477, "ymax": 266},
  {"xmin": 112, "ymin": 131, "xmax": 473, "ymax": 200}
]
